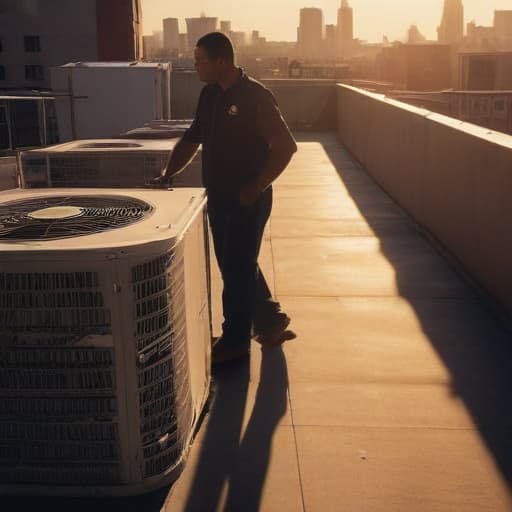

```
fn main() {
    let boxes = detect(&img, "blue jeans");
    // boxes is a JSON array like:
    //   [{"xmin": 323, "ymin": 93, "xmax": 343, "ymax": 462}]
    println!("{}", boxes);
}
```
[{"xmin": 207, "ymin": 187, "xmax": 280, "ymax": 347}]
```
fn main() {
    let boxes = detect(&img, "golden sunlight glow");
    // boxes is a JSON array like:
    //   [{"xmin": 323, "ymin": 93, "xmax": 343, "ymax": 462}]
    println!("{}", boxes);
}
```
[{"xmin": 141, "ymin": 0, "xmax": 511, "ymax": 42}]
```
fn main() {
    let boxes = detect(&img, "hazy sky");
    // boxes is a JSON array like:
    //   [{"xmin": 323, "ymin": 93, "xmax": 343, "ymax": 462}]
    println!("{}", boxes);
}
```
[{"xmin": 141, "ymin": 1, "xmax": 511, "ymax": 43}]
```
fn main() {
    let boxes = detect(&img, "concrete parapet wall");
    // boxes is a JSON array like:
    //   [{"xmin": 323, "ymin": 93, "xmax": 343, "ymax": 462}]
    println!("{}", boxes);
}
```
[
  {"xmin": 168, "ymin": 75, "xmax": 339, "ymax": 129},
  {"xmin": 262, "ymin": 79, "xmax": 338, "ymax": 130},
  {"xmin": 337, "ymin": 84, "xmax": 512, "ymax": 317}
]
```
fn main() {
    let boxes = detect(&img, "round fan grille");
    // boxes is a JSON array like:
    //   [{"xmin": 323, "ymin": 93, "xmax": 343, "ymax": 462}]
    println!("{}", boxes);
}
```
[{"xmin": 0, "ymin": 195, "xmax": 153, "ymax": 241}]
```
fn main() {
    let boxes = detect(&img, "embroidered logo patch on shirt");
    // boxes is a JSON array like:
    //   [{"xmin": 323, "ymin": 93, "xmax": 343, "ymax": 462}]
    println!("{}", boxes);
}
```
[{"xmin": 228, "ymin": 105, "xmax": 239, "ymax": 116}]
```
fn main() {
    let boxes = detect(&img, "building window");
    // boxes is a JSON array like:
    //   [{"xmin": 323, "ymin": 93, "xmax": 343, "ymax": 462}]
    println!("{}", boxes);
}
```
[
  {"xmin": 25, "ymin": 65, "xmax": 44, "ymax": 81},
  {"xmin": 494, "ymin": 99, "xmax": 505, "ymax": 112},
  {"xmin": 24, "ymin": 35, "xmax": 41, "ymax": 52},
  {"xmin": 0, "ymin": 65, "xmax": 5, "ymax": 80}
]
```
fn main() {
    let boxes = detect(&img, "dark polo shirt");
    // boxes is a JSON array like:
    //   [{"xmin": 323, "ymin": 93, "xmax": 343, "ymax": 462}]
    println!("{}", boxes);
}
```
[{"xmin": 183, "ymin": 69, "xmax": 297, "ymax": 201}]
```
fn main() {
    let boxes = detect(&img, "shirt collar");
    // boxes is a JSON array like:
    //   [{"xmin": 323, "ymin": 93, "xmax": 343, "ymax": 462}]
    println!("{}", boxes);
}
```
[{"xmin": 215, "ymin": 67, "xmax": 246, "ymax": 94}]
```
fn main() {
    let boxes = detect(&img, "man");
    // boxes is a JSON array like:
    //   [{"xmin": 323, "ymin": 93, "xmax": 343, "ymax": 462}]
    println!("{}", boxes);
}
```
[{"xmin": 155, "ymin": 32, "xmax": 297, "ymax": 364}]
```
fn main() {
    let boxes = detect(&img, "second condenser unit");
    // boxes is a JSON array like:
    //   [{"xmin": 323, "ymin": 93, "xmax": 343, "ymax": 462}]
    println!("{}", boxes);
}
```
[{"xmin": 18, "ymin": 138, "xmax": 202, "ymax": 190}]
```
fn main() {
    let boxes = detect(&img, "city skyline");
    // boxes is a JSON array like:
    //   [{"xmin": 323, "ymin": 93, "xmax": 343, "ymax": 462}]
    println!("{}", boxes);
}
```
[{"xmin": 141, "ymin": 0, "xmax": 511, "ymax": 42}]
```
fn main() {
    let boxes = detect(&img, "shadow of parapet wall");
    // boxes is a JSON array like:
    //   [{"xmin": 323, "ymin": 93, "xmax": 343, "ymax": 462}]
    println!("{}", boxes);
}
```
[
  {"xmin": 320, "ymin": 134, "xmax": 512, "ymax": 497},
  {"xmin": 336, "ymin": 84, "xmax": 512, "ymax": 319}
]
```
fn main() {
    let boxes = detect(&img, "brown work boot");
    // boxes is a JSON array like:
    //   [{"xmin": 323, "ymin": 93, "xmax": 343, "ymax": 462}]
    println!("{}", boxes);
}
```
[
  {"xmin": 211, "ymin": 337, "xmax": 250, "ymax": 365},
  {"xmin": 254, "ymin": 313, "xmax": 297, "ymax": 347}
]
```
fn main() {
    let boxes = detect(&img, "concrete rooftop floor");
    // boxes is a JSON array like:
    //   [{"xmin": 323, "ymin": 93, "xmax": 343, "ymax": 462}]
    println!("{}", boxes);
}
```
[{"xmin": 8, "ymin": 132, "xmax": 512, "ymax": 511}]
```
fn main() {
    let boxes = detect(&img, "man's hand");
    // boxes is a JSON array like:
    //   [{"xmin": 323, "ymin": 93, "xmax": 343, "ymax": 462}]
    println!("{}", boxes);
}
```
[
  {"xmin": 239, "ymin": 181, "xmax": 263, "ymax": 207},
  {"xmin": 147, "ymin": 170, "xmax": 172, "ymax": 188},
  {"xmin": 146, "ymin": 138, "xmax": 199, "ymax": 188}
]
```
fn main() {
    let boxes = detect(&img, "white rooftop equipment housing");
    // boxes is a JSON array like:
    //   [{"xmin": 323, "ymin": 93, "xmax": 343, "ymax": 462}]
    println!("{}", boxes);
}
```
[
  {"xmin": 19, "ymin": 138, "xmax": 202, "ymax": 189},
  {"xmin": 0, "ymin": 187, "xmax": 211, "ymax": 496},
  {"xmin": 119, "ymin": 119, "xmax": 192, "ymax": 139},
  {"xmin": 51, "ymin": 62, "xmax": 171, "ymax": 141}
]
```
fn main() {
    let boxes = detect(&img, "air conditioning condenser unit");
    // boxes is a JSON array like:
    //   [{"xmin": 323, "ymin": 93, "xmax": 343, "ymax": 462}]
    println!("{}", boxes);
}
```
[
  {"xmin": 19, "ymin": 139, "xmax": 202, "ymax": 190},
  {"xmin": 0, "ymin": 187, "xmax": 211, "ymax": 496}
]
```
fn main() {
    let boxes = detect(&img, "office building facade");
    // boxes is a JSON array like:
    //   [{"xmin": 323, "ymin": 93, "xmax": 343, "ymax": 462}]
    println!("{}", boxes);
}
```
[{"xmin": 0, "ymin": 0, "xmax": 142, "ymax": 89}]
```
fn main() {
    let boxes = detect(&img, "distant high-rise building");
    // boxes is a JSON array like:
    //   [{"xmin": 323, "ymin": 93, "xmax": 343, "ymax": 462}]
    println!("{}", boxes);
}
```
[
  {"xmin": 407, "ymin": 25, "xmax": 427, "ymax": 45},
  {"xmin": 220, "ymin": 20, "xmax": 232, "ymax": 34},
  {"xmin": 143, "ymin": 35, "xmax": 158, "ymax": 60},
  {"xmin": 325, "ymin": 24, "xmax": 337, "ymax": 43},
  {"xmin": 179, "ymin": 33, "xmax": 188, "ymax": 54},
  {"xmin": 297, "ymin": 7, "xmax": 324, "ymax": 60},
  {"xmin": 438, "ymin": 0, "xmax": 464, "ymax": 43},
  {"xmin": 494, "ymin": 11, "xmax": 512, "ymax": 47},
  {"xmin": 325, "ymin": 24, "xmax": 337, "ymax": 59},
  {"xmin": 144, "ymin": 30, "xmax": 163, "ymax": 59},
  {"xmin": 337, "ymin": 0, "xmax": 354, "ymax": 58},
  {"xmin": 251, "ymin": 30, "xmax": 265, "ymax": 46},
  {"xmin": 465, "ymin": 21, "xmax": 496, "ymax": 50},
  {"xmin": 377, "ymin": 44, "xmax": 452, "ymax": 91},
  {"xmin": 163, "ymin": 18, "xmax": 179, "ymax": 52},
  {"xmin": 186, "ymin": 16, "xmax": 218, "ymax": 48},
  {"xmin": 230, "ymin": 31, "xmax": 246, "ymax": 49}
]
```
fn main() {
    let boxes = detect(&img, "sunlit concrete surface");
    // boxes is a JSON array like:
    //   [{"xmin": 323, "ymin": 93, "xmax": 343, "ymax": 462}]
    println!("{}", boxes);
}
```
[
  {"xmin": 165, "ymin": 132, "xmax": 512, "ymax": 512},
  {"xmin": 6, "ymin": 133, "xmax": 512, "ymax": 511}
]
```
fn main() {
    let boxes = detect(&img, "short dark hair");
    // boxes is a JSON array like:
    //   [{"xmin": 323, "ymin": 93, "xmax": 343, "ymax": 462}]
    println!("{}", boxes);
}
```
[{"xmin": 196, "ymin": 32, "xmax": 234, "ymax": 63}]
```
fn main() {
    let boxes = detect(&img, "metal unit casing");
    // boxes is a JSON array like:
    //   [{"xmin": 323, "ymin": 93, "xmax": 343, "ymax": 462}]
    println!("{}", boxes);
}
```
[
  {"xmin": 0, "ymin": 188, "xmax": 211, "ymax": 496},
  {"xmin": 19, "ymin": 138, "xmax": 202, "ymax": 189}
]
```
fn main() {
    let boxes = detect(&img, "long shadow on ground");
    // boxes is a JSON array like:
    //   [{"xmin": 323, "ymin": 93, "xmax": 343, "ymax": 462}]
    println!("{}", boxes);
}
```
[
  {"xmin": 179, "ymin": 345, "xmax": 289, "ymax": 512},
  {"xmin": 3, "ymin": 347, "xmax": 289, "ymax": 512},
  {"xmin": 3, "ymin": 346, "xmax": 288, "ymax": 512},
  {"xmin": 318, "ymin": 133, "xmax": 512, "ymax": 489}
]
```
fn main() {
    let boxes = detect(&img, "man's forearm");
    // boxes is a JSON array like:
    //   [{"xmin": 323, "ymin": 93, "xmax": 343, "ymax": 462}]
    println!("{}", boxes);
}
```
[
  {"xmin": 255, "ymin": 146, "xmax": 296, "ymax": 192},
  {"xmin": 163, "ymin": 138, "xmax": 200, "ymax": 177}
]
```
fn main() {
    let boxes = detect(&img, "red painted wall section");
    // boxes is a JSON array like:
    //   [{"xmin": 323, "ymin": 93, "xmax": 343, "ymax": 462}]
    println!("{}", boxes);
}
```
[{"xmin": 96, "ymin": 0, "xmax": 143, "ymax": 61}]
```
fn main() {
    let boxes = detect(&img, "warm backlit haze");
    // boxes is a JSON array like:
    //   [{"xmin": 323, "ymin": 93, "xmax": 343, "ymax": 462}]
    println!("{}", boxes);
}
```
[{"xmin": 141, "ymin": 0, "xmax": 512, "ymax": 42}]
